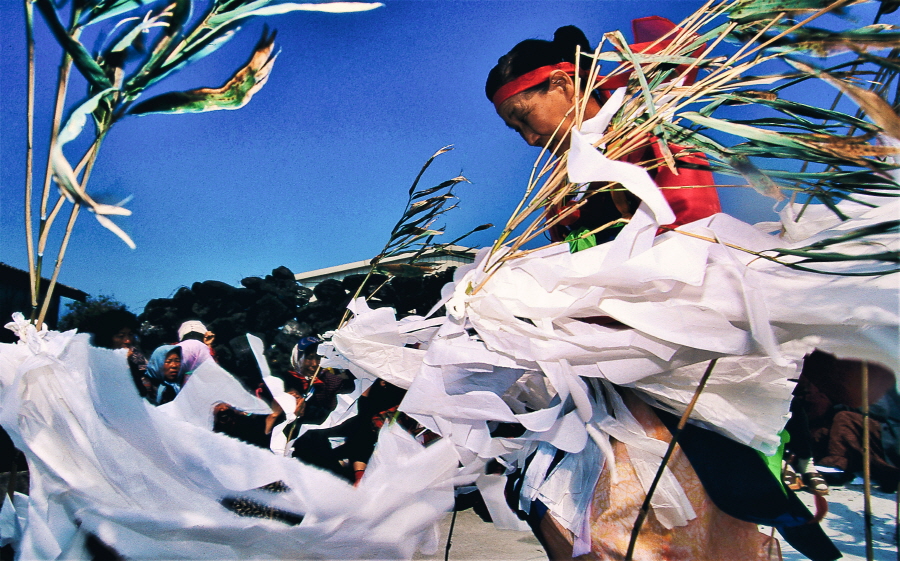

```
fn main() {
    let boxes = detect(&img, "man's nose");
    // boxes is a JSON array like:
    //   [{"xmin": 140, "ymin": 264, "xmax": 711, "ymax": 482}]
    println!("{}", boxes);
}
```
[{"xmin": 523, "ymin": 131, "xmax": 541, "ymax": 146}]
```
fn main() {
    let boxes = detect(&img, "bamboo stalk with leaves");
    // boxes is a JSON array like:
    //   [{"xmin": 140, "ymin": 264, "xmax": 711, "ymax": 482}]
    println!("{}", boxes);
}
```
[
  {"xmin": 304, "ymin": 146, "xmax": 490, "ymax": 388},
  {"xmin": 21, "ymin": 0, "xmax": 383, "ymax": 327},
  {"xmin": 332, "ymin": 146, "xmax": 491, "ymax": 328},
  {"xmin": 300, "ymin": 165, "xmax": 491, "ymax": 413}
]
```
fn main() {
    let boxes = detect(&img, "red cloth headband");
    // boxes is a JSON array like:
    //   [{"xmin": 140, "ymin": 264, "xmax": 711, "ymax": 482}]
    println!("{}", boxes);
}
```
[
  {"xmin": 492, "ymin": 62, "xmax": 580, "ymax": 109},
  {"xmin": 491, "ymin": 17, "xmax": 702, "ymax": 110}
]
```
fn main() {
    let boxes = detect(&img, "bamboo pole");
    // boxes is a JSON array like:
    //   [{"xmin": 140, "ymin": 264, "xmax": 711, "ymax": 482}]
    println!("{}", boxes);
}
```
[
  {"xmin": 861, "ymin": 360, "xmax": 873, "ymax": 561},
  {"xmin": 32, "ymin": 8, "xmax": 81, "ymax": 324},
  {"xmin": 36, "ymin": 126, "xmax": 107, "ymax": 327},
  {"xmin": 625, "ymin": 358, "xmax": 717, "ymax": 561},
  {"xmin": 24, "ymin": 0, "xmax": 37, "ymax": 311},
  {"xmin": 37, "ymin": 203, "xmax": 80, "ymax": 327},
  {"xmin": 444, "ymin": 508, "xmax": 458, "ymax": 561}
]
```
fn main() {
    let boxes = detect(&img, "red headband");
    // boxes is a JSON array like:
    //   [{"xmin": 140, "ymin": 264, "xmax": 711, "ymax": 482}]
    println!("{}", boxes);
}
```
[
  {"xmin": 491, "ymin": 62, "xmax": 581, "ymax": 109},
  {"xmin": 492, "ymin": 19, "xmax": 702, "ymax": 110}
]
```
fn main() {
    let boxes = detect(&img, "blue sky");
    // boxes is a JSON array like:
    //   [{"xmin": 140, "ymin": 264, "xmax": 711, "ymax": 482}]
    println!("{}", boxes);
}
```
[{"xmin": 2, "ymin": 1, "xmax": 867, "ymax": 312}]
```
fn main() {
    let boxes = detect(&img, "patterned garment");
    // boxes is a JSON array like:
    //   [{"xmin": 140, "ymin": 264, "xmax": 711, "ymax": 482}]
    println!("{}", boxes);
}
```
[{"xmin": 541, "ymin": 394, "xmax": 777, "ymax": 560}]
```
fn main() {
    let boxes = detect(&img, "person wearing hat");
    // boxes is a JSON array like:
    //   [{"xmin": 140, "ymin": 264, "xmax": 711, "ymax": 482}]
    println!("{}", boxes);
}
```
[
  {"xmin": 287, "ymin": 336, "xmax": 354, "ymax": 425},
  {"xmin": 177, "ymin": 320, "xmax": 217, "ymax": 361}
]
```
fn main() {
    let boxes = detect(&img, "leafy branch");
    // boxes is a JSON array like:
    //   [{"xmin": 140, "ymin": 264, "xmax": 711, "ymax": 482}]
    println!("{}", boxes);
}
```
[
  {"xmin": 334, "ymin": 146, "xmax": 490, "ymax": 330},
  {"xmin": 22, "ymin": 0, "xmax": 382, "ymax": 325}
]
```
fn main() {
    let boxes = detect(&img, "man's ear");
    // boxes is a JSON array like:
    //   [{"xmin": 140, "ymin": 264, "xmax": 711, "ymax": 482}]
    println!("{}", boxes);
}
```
[{"xmin": 548, "ymin": 69, "xmax": 575, "ymax": 99}]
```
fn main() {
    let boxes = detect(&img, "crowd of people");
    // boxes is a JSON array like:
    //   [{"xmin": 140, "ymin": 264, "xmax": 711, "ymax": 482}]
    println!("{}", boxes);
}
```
[
  {"xmin": 54, "ymin": 16, "xmax": 897, "ymax": 560},
  {"xmin": 78, "ymin": 309, "xmax": 419, "ymax": 487}
]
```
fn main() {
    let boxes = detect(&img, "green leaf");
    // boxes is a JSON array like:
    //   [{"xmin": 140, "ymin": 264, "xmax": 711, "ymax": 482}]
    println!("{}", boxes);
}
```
[
  {"xmin": 441, "ymin": 223, "xmax": 493, "ymax": 247},
  {"xmin": 35, "ymin": 0, "xmax": 113, "ymax": 89},
  {"xmin": 207, "ymin": 1, "xmax": 383, "ymax": 28},
  {"xmin": 680, "ymin": 111, "xmax": 812, "ymax": 150},
  {"xmin": 787, "ymin": 59, "xmax": 900, "ymax": 142},
  {"xmin": 412, "ymin": 176, "xmax": 467, "ymax": 199},
  {"xmin": 726, "ymin": 0, "xmax": 867, "ymax": 22},
  {"xmin": 727, "ymin": 154, "xmax": 784, "ymax": 201},
  {"xmin": 683, "ymin": 22, "xmax": 735, "ymax": 53},
  {"xmin": 374, "ymin": 263, "xmax": 435, "ymax": 278},
  {"xmin": 407, "ymin": 145, "xmax": 454, "ymax": 196},
  {"xmin": 132, "ymin": 28, "xmax": 238, "ymax": 97},
  {"xmin": 50, "ymin": 145, "xmax": 136, "ymax": 249},
  {"xmin": 395, "ymin": 203, "xmax": 457, "ymax": 232},
  {"xmin": 80, "ymin": 0, "xmax": 154, "ymax": 26},
  {"xmin": 878, "ymin": 0, "xmax": 900, "ymax": 16},
  {"xmin": 121, "ymin": 0, "xmax": 192, "ymax": 96},
  {"xmin": 57, "ymin": 89, "xmax": 116, "ymax": 147},
  {"xmin": 711, "ymin": 93, "xmax": 879, "ymax": 132},
  {"xmin": 797, "ymin": 220, "xmax": 899, "ymax": 250},
  {"xmin": 163, "ymin": 27, "xmax": 238, "ymax": 70},
  {"xmin": 130, "ymin": 29, "xmax": 277, "ymax": 115},
  {"xmin": 403, "ymin": 195, "xmax": 454, "ymax": 219},
  {"xmin": 109, "ymin": 9, "xmax": 172, "ymax": 53},
  {"xmin": 591, "ymin": 52, "xmax": 713, "ymax": 66},
  {"xmin": 93, "ymin": 214, "xmax": 137, "ymax": 249},
  {"xmin": 391, "ymin": 225, "xmax": 444, "ymax": 240}
]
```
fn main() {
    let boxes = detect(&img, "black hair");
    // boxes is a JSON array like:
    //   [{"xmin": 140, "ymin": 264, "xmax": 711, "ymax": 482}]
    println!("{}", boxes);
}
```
[
  {"xmin": 485, "ymin": 25, "xmax": 593, "ymax": 102},
  {"xmin": 89, "ymin": 309, "xmax": 139, "ymax": 349}
]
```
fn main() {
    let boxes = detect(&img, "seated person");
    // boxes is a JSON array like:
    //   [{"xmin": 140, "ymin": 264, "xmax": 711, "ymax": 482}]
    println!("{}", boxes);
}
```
[
  {"xmin": 287, "ymin": 337, "xmax": 354, "ymax": 425},
  {"xmin": 799, "ymin": 351, "xmax": 898, "ymax": 491}
]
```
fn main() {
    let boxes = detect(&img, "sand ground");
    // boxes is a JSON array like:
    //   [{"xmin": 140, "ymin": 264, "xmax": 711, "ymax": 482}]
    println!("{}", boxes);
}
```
[{"xmin": 418, "ymin": 480, "xmax": 899, "ymax": 561}]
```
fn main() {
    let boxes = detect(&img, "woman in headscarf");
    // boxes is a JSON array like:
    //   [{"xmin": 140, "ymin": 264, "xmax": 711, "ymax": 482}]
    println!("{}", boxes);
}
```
[
  {"xmin": 145, "ymin": 345, "xmax": 182, "ymax": 405},
  {"xmin": 176, "ymin": 339, "xmax": 213, "ymax": 385}
]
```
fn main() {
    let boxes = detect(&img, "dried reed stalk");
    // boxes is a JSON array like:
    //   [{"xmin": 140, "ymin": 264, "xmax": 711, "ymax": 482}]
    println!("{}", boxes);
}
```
[
  {"xmin": 861, "ymin": 360, "xmax": 873, "ymax": 561},
  {"xmin": 624, "ymin": 358, "xmax": 717, "ymax": 561},
  {"xmin": 24, "ymin": 0, "xmax": 36, "ymax": 310},
  {"xmin": 31, "ymin": 11, "xmax": 82, "ymax": 322}
]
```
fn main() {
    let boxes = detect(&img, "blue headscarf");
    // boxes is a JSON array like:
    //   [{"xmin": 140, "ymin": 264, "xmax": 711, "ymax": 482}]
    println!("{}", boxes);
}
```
[{"xmin": 146, "ymin": 345, "xmax": 182, "ymax": 405}]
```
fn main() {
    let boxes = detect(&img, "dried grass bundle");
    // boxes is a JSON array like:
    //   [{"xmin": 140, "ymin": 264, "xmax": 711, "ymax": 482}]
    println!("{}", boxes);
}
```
[{"xmin": 481, "ymin": 0, "xmax": 899, "ymax": 290}]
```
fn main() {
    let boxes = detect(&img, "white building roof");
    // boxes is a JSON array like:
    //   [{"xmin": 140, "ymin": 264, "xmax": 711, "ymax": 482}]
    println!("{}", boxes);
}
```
[{"xmin": 294, "ymin": 245, "xmax": 478, "ymax": 287}]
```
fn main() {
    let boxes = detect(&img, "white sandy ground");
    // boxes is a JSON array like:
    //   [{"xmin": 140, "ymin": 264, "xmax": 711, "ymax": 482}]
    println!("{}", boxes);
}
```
[
  {"xmin": 2, "ymin": 473, "xmax": 896, "ymax": 559},
  {"xmin": 418, "ymin": 481, "xmax": 899, "ymax": 561},
  {"xmin": 781, "ymin": 481, "xmax": 899, "ymax": 561}
]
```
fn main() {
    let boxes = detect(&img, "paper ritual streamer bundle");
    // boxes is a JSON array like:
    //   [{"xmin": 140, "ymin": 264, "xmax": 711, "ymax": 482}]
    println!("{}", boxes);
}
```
[
  {"xmin": 324, "ymin": 133, "xmax": 900, "ymax": 545},
  {"xmin": 0, "ymin": 319, "xmax": 457, "ymax": 559}
]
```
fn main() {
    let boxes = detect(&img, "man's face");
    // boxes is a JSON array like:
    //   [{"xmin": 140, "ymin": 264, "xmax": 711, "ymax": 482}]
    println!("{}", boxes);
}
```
[{"xmin": 301, "ymin": 354, "xmax": 320, "ymax": 377}]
